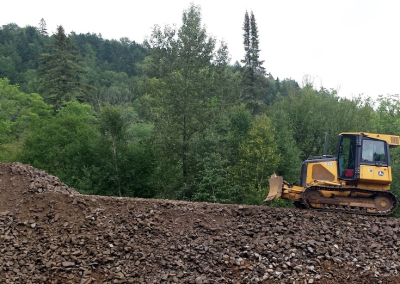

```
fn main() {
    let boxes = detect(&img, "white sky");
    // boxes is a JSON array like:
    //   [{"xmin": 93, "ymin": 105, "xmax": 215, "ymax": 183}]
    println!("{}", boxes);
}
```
[{"xmin": 3, "ymin": 0, "xmax": 400, "ymax": 100}]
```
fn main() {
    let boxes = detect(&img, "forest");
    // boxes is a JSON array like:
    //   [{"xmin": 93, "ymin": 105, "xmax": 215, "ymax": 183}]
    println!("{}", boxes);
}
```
[{"xmin": 1, "ymin": 4, "xmax": 400, "ymax": 215}]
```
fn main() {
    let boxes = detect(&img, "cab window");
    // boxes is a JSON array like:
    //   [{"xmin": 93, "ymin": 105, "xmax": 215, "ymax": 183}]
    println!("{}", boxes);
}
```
[
  {"xmin": 361, "ymin": 139, "xmax": 386, "ymax": 163},
  {"xmin": 338, "ymin": 135, "xmax": 356, "ymax": 178}
]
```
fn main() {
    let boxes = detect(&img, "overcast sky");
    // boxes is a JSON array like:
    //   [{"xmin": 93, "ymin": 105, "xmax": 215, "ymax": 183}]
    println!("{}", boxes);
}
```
[{"xmin": 3, "ymin": 0, "xmax": 400, "ymax": 100}]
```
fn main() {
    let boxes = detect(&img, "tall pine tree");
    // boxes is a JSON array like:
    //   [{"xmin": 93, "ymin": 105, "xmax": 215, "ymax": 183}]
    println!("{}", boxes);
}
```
[
  {"xmin": 38, "ymin": 26, "xmax": 88, "ymax": 110},
  {"xmin": 242, "ymin": 11, "xmax": 251, "ymax": 68},
  {"xmin": 250, "ymin": 12, "xmax": 265, "ymax": 75},
  {"xmin": 241, "ymin": 11, "xmax": 267, "ymax": 114},
  {"xmin": 38, "ymin": 18, "xmax": 48, "ymax": 36}
]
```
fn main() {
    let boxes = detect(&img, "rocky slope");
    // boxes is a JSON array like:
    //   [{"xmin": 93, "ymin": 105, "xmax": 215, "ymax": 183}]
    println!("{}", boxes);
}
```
[{"xmin": 0, "ymin": 162, "xmax": 400, "ymax": 283}]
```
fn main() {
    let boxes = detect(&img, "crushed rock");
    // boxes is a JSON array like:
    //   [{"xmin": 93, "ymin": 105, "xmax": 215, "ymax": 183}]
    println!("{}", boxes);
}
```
[{"xmin": 1, "ymin": 162, "xmax": 400, "ymax": 283}]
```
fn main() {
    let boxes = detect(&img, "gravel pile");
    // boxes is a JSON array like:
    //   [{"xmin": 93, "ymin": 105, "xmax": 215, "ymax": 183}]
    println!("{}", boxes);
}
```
[{"xmin": 0, "ymin": 162, "xmax": 400, "ymax": 283}]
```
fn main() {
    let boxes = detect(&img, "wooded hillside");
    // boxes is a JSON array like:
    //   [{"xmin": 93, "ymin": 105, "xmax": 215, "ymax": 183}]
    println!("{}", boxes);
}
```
[{"xmin": 1, "ymin": 4, "xmax": 400, "ymax": 216}]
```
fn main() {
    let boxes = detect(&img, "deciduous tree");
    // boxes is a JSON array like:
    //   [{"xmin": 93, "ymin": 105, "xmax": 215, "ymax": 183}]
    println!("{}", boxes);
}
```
[
  {"xmin": 145, "ymin": 4, "xmax": 230, "ymax": 198},
  {"xmin": 20, "ymin": 101, "xmax": 98, "ymax": 186},
  {"xmin": 231, "ymin": 114, "xmax": 280, "ymax": 204},
  {"xmin": 0, "ymin": 78, "xmax": 51, "ymax": 161}
]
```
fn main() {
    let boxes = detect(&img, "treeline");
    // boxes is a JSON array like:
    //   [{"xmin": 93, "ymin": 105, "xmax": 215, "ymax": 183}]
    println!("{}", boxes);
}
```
[
  {"xmin": 0, "ymin": 22, "xmax": 146, "ymax": 104},
  {"xmin": 1, "ymin": 4, "xmax": 400, "ymax": 215}
]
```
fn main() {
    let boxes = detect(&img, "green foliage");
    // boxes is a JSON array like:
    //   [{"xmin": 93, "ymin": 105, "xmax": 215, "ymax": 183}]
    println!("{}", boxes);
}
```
[
  {"xmin": 38, "ymin": 26, "xmax": 89, "ymax": 110},
  {"xmin": 266, "ymin": 107, "xmax": 301, "ymax": 182},
  {"xmin": 93, "ymin": 104, "xmax": 156, "ymax": 197},
  {"xmin": 20, "ymin": 101, "xmax": 99, "ymax": 185},
  {"xmin": 249, "ymin": 12, "xmax": 265, "ymax": 75},
  {"xmin": 92, "ymin": 71, "xmax": 141, "ymax": 106},
  {"xmin": 241, "ymin": 11, "xmax": 265, "ymax": 73},
  {"xmin": 38, "ymin": 18, "xmax": 48, "ymax": 36},
  {"xmin": 98, "ymin": 105, "xmax": 133, "ymax": 196},
  {"xmin": 19, "ymin": 101, "xmax": 156, "ymax": 197},
  {"xmin": 390, "ymin": 147, "xmax": 400, "ymax": 217},
  {"xmin": 228, "ymin": 105, "xmax": 253, "ymax": 151},
  {"xmin": 230, "ymin": 114, "xmax": 280, "ymax": 204},
  {"xmin": 190, "ymin": 108, "xmax": 239, "ymax": 204},
  {"xmin": 92, "ymin": 139, "xmax": 156, "ymax": 198},
  {"xmin": 144, "ymin": 3, "xmax": 231, "ymax": 199},
  {"xmin": 269, "ymin": 85, "xmax": 375, "ymax": 160},
  {"xmin": 71, "ymin": 34, "xmax": 146, "ymax": 77},
  {"xmin": 0, "ymin": 56, "xmax": 17, "ymax": 81},
  {"xmin": 0, "ymin": 78, "xmax": 51, "ymax": 161},
  {"xmin": 240, "ymin": 11, "xmax": 266, "ymax": 114},
  {"xmin": 0, "ymin": 23, "xmax": 146, "ymax": 110},
  {"xmin": 0, "ymin": 24, "xmax": 47, "ymax": 90},
  {"xmin": 192, "ymin": 152, "xmax": 241, "ymax": 204},
  {"xmin": 373, "ymin": 94, "xmax": 400, "ymax": 134},
  {"xmin": 2, "ymin": 8, "xmax": 400, "ymax": 219},
  {"xmin": 373, "ymin": 95, "xmax": 400, "ymax": 216}
]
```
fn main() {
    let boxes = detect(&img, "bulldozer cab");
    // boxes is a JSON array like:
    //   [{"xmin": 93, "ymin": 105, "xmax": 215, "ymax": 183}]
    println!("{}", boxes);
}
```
[{"xmin": 337, "ymin": 134, "xmax": 389, "ymax": 181}]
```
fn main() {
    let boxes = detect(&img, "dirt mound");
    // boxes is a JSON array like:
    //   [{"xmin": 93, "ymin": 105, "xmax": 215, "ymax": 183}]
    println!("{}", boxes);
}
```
[{"xmin": 1, "ymin": 163, "xmax": 400, "ymax": 283}]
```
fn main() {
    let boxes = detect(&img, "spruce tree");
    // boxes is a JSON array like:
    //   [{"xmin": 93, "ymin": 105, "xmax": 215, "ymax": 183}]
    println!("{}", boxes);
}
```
[
  {"xmin": 38, "ymin": 25, "xmax": 88, "ymax": 110},
  {"xmin": 38, "ymin": 18, "xmax": 48, "ymax": 36},
  {"xmin": 250, "ymin": 12, "xmax": 265, "ymax": 75},
  {"xmin": 242, "ymin": 11, "xmax": 251, "ymax": 68},
  {"xmin": 241, "ymin": 11, "xmax": 267, "ymax": 114}
]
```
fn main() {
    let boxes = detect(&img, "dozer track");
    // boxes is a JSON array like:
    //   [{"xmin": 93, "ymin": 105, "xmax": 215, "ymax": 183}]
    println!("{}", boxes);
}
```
[{"xmin": 300, "ymin": 186, "xmax": 398, "ymax": 216}]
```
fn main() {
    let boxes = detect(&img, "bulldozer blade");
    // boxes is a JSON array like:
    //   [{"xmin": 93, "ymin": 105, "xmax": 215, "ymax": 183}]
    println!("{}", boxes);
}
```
[{"xmin": 264, "ymin": 174, "xmax": 283, "ymax": 201}]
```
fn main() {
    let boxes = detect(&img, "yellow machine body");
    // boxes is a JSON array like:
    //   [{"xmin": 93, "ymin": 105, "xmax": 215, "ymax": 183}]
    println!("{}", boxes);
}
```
[{"xmin": 265, "ymin": 132, "xmax": 399, "ymax": 215}]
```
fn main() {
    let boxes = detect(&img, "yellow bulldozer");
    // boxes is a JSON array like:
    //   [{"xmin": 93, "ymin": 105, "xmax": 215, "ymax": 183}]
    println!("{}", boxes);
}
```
[{"xmin": 265, "ymin": 132, "xmax": 399, "ymax": 215}]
